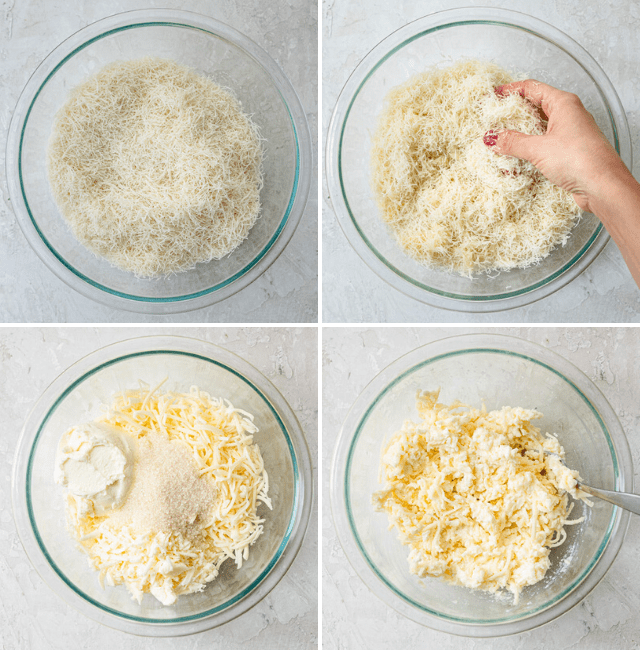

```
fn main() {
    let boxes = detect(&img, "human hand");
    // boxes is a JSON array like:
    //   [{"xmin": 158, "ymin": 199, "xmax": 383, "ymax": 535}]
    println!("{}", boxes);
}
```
[{"xmin": 483, "ymin": 80, "xmax": 634, "ymax": 212}]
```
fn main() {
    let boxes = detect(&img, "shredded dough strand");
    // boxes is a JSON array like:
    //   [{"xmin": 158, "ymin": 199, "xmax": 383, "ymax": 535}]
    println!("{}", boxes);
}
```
[
  {"xmin": 370, "ymin": 60, "xmax": 581, "ymax": 276},
  {"xmin": 47, "ymin": 58, "xmax": 263, "ymax": 278}
]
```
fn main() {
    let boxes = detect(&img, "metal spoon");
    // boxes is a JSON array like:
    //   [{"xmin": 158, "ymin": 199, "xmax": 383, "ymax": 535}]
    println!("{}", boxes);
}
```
[
  {"xmin": 573, "ymin": 483, "xmax": 640, "ymax": 516},
  {"xmin": 545, "ymin": 451, "xmax": 640, "ymax": 516}
]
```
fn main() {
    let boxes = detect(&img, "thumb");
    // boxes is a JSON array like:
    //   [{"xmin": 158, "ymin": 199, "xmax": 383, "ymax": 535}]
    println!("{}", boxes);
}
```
[{"xmin": 484, "ymin": 129, "xmax": 539, "ymax": 162}]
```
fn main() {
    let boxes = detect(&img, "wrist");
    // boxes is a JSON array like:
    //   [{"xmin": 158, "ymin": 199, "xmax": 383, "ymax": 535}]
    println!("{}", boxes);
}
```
[{"xmin": 583, "ymin": 165, "xmax": 638, "ymax": 216}]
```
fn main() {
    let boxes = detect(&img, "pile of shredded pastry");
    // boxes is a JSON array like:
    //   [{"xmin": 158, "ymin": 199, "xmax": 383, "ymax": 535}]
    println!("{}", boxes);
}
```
[
  {"xmin": 47, "ymin": 57, "xmax": 263, "ymax": 277},
  {"xmin": 370, "ymin": 60, "xmax": 581, "ymax": 276},
  {"xmin": 65, "ymin": 382, "xmax": 272, "ymax": 605},
  {"xmin": 373, "ymin": 390, "xmax": 591, "ymax": 602}
]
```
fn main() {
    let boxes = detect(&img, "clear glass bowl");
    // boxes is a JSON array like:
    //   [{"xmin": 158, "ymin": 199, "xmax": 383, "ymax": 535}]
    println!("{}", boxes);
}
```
[
  {"xmin": 12, "ymin": 336, "xmax": 313, "ymax": 636},
  {"xmin": 326, "ymin": 8, "xmax": 632, "ymax": 312},
  {"xmin": 331, "ymin": 333, "xmax": 633, "ymax": 636},
  {"xmin": 6, "ymin": 9, "xmax": 311, "ymax": 314}
]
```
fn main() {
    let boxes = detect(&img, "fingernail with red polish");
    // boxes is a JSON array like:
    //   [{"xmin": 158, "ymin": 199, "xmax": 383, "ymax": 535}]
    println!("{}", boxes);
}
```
[
  {"xmin": 483, "ymin": 131, "xmax": 498, "ymax": 147},
  {"xmin": 494, "ymin": 85, "xmax": 504, "ymax": 96}
]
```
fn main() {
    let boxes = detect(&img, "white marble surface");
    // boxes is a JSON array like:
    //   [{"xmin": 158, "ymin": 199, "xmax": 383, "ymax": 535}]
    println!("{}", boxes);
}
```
[
  {"xmin": 322, "ymin": 0, "xmax": 640, "ymax": 323},
  {"xmin": 0, "ymin": 0, "xmax": 318, "ymax": 323},
  {"xmin": 0, "ymin": 327, "xmax": 318, "ymax": 648},
  {"xmin": 322, "ymin": 326, "xmax": 640, "ymax": 648}
]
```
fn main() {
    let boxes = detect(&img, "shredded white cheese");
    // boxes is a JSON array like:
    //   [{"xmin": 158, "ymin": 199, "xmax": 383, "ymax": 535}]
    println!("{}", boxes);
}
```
[
  {"xmin": 64, "ymin": 383, "xmax": 272, "ymax": 605},
  {"xmin": 370, "ymin": 60, "xmax": 581, "ymax": 276},
  {"xmin": 373, "ymin": 390, "xmax": 591, "ymax": 602},
  {"xmin": 47, "ymin": 58, "xmax": 263, "ymax": 278}
]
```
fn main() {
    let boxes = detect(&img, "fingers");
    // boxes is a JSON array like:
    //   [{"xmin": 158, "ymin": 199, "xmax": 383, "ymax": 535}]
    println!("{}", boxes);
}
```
[
  {"xmin": 495, "ymin": 79, "xmax": 583, "ymax": 117},
  {"xmin": 485, "ymin": 129, "xmax": 539, "ymax": 162},
  {"xmin": 495, "ymin": 79, "xmax": 548, "ymax": 105}
]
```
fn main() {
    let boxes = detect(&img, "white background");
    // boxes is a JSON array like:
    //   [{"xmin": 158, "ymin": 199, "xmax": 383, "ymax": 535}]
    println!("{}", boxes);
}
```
[
  {"xmin": 0, "ymin": 327, "xmax": 318, "ymax": 649},
  {"xmin": 0, "ymin": 0, "xmax": 318, "ymax": 323},
  {"xmin": 322, "ymin": 0, "xmax": 640, "ymax": 322},
  {"xmin": 322, "ymin": 326, "xmax": 640, "ymax": 649}
]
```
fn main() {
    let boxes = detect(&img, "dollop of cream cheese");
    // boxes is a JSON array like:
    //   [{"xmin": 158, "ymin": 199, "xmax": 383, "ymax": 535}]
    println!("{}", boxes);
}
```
[{"xmin": 55, "ymin": 422, "xmax": 135, "ymax": 516}]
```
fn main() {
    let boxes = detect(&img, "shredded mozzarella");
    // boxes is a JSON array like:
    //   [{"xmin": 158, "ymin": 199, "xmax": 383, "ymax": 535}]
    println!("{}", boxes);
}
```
[{"xmin": 65, "ymin": 382, "xmax": 271, "ymax": 605}]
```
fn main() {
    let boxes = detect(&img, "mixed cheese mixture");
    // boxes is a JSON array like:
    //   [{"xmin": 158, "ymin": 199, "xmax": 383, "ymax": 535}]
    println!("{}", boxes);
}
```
[
  {"xmin": 373, "ymin": 391, "xmax": 591, "ymax": 602},
  {"xmin": 56, "ymin": 381, "xmax": 271, "ymax": 605}
]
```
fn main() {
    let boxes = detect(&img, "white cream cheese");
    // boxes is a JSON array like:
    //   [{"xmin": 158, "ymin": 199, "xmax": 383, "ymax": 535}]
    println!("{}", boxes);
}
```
[{"xmin": 55, "ymin": 422, "xmax": 135, "ymax": 516}]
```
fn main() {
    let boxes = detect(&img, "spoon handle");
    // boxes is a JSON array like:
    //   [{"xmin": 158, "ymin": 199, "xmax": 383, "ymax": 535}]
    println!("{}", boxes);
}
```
[{"xmin": 579, "ymin": 484, "xmax": 640, "ymax": 516}]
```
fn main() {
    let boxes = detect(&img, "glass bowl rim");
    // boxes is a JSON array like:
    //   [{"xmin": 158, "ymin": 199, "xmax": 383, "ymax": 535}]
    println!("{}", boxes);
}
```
[
  {"xmin": 330, "ymin": 332, "xmax": 633, "ymax": 637},
  {"xmin": 5, "ymin": 9, "xmax": 312, "ymax": 314},
  {"xmin": 325, "ymin": 7, "xmax": 633, "ymax": 313},
  {"xmin": 12, "ymin": 334, "xmax": 313, "ymax": 636}
]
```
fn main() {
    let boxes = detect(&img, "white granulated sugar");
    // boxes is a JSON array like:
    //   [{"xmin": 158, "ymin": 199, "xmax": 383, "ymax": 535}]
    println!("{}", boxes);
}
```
[{"xmin": 108, "ymin": 432, "xmax": 216, "ymax": 537}]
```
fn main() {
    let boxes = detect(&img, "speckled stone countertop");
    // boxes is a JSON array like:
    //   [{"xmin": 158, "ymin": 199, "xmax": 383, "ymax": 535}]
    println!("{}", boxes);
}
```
[
  {"xmin": 0, "ymin": 0, "xmax": 318, "ymax": 323},
  {"xmin": 0, "ymin": 327, "xmax": 318, "ymax": 649},
  {"xmin": 322, "ymin": 327, "xmax": 640, "ymax": 648},
  {"xmin": 322, "ymin": 0, "xmax": 640, "ymax": 323}
]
